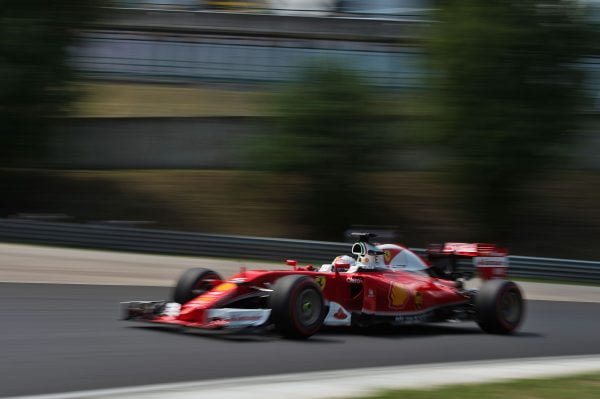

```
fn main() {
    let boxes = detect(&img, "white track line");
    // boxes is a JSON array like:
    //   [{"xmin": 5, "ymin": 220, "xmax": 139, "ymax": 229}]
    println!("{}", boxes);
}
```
[{"xmin": 7, "ymin": 355, "xmax": 600, "ymax": 399}]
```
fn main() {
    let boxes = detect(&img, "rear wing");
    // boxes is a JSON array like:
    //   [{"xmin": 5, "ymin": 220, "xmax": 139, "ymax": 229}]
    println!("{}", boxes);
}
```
[{"xmin": 427, "ymin": 243, "xmax": 508, "ymax": 280}]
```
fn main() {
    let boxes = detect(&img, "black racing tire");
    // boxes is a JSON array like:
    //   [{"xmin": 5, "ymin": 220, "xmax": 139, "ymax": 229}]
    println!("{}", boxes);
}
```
[
  {"xmin": 475, "ymin": 280, "xmax": 524, "ymax": 334},
  {"xmin": 172, "ymin": 268, "xmax": 222, "ymax": 305},
  {"xmin": 269, "ymin": 275, "xmax": 326, "ymax": 339}
]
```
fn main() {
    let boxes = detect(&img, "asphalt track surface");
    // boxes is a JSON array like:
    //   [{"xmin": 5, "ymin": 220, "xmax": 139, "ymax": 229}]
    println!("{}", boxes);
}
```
[{"xmin": 2, "ymin": 284, "xmax": 600, "ymax": 397}]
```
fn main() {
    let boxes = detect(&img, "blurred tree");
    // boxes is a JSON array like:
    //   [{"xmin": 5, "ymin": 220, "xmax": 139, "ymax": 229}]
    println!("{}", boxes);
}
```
[
  {"xmin": 0, "ymin": 0, "xmax": 107, "ymax": 167},
  {"xmin": 428, "ymin": 0, "xmax": 593, "ymax": 240},
  {"xmin": 256, "ymin": 63, "xmax": 385, "ymax": 239}
]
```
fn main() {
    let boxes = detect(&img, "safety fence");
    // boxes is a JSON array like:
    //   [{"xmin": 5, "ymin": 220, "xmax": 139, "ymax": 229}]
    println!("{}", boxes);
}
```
[
  {"xmin": 1, "ymin": 219, "xmax": 599, "ymax": 282},
  {"xmin": 110, "ymin": 1, "xmax": 433, "ymax": 20},
  {"xmin": 71, "ymin": 7, "xmax": 600, "ymax": 96},
  {"xmin": 73, "ymin": 30, "xmax": 424, "ymax": 88},
  {"xmin": 70, "ymin": 6, "xmax": 428, "ymax": 87}
]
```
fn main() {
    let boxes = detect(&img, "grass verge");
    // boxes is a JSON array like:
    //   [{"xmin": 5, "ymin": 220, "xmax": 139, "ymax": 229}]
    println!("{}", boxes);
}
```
[
  {"xmin": 360, "ymin": 372, "xmax": 600, "ymax": 399},
  {"xmin": 70, "ymin": 81, "xmax": 270, "ymax": 117}
]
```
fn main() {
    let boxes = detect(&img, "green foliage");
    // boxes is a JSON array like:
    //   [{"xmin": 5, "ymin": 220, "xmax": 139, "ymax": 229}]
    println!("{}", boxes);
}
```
[
  {"xmin": 257, "ymin": 63, "xmax": 384, "ymax": 239},
  {"xmin": 360, "ymin": 372, "xmax": 600, "ymax": 399},
  {"xmin": 428, "ymin": 0, "xmax": 592, "ymax": 239},
  {"xmin": 0, "ymin": 1, "xmax": 107, "ymax": 166},
  {"xmin": 261, "ymin": 63, "xmax": 382, "ymax": 175}
]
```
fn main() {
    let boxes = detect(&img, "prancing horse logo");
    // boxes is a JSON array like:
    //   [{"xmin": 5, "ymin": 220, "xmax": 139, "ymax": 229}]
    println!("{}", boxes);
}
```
[{"xmin": 314, "ymin": 276, "xmax": 326, "ymax": 290}]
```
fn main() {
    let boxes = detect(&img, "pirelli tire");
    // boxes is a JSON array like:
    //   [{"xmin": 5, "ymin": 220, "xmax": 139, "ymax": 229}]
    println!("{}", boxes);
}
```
[
  {"xmin": 475, "ymin": 280, "xmax": 524, "ymax": 334},
  {"xmin": 269, "ymin": 275, "xmax": 326, "ymax": 339},
  {"xmin": 173, "ymin": 268, "xmax": 222, "ymax": 305}
]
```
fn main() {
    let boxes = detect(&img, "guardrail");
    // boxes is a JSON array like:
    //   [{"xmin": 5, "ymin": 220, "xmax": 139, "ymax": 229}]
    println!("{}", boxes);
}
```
[
  {"xmin": 0, "ymin": 219, "xmax": 599, "ymax": 282},
  {"xmin": 0, "ymin": 219, "xmax": 348, "ymax": 262}
]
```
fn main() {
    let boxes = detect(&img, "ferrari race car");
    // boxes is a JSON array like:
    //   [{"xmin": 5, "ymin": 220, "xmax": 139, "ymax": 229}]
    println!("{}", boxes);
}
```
[{"xmin": 121, "ymin": 234, "xmax": 524, "ymax": 339}]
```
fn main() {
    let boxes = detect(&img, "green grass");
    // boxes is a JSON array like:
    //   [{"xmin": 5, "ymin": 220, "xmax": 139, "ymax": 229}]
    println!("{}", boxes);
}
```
[
  {"xmin": 69, "ymin": 81, "xmax": 413, "ymax": 118},
  {"xmin": 361, "ymin": 372, "xmax": 600, "ymax": 399},
  {"xmin": 70, "ymin": 81, "xmax": 270, "ymax": 117}
]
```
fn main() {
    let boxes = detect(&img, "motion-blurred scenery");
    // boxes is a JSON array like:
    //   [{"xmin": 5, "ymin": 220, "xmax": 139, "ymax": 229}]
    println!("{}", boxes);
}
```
[
  {"xmin": 3, "ymin": 1, "xmax": 600, "ymax": 398},
  {"xmin": 0, "ymin": 0, "xmax": 599, "ymax": 256}
]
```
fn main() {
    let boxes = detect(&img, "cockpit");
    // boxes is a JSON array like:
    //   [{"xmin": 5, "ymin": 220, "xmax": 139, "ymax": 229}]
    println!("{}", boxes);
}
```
[{"xmin": 318, "ymin": 233, "xmax": 429, "ymax": 274}]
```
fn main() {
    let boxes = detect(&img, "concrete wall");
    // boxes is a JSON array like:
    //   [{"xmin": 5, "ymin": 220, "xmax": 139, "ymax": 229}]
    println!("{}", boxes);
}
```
[
  {"xmin": 50, "ymin": 116, "xmax": 600, "ymax": 170},
  {"xmin": 50, "ymin": 117, "xmax": 265, "ymax": 169},
  {"xmin": 50, "ymin": 117, "xmax": 445, "ymax": 169}
]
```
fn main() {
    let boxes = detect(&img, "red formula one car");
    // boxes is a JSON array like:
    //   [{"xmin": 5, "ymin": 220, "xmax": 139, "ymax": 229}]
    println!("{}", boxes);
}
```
[{"xmin": 122, "ymin": 233, "xmax": 524, "ymax": 338}]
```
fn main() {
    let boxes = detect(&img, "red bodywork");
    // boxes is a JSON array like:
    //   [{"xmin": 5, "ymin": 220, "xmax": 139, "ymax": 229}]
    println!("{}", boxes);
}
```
[
  {"xmin": 150, "ymin": 267, "xmax": 469, "ymax": 329},
  {"xmin": 427, "ymin": 242, "xmax": 509, "ymax": 280},
  {"xmin": 122, "ymin": 241, "xmax": 518, "ymax": 334}
]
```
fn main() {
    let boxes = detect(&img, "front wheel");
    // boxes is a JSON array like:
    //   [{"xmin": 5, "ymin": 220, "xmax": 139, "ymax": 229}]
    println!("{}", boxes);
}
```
[
  {"xmin": 269, "ymin": 275, "xmax": 326, "ymax": 339},
  {"xmin": 475, "ymin": 280, "xmax": 524, "ymax": 334},
  {"xmin": 172, "ymin": 268, "xmax": 222, "ymax": 304}
]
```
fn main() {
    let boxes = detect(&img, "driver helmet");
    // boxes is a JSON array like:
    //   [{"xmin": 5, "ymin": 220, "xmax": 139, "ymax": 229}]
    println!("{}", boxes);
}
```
[{"xmin": 332, "ymin": 255, "xmax": 356, "ymax": 271}]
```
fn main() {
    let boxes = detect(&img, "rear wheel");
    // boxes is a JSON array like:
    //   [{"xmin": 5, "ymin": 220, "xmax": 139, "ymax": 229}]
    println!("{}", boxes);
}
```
[
  {"xmin": 475, "ymin": 280, "xmax": 524, "ymax": 334},
  {"xmin": 269, "ymin": 275, "xmax": 326, "ymax": 339},
  {"xmin": 173, "ymin": 268, "xmax": 222, "ymax": 304}
]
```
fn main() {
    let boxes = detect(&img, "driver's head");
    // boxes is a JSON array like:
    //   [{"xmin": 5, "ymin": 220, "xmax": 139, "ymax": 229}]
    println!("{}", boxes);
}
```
[{"xmin": 332, "ymin": 255, "xmax": 355, "ymax": 271}]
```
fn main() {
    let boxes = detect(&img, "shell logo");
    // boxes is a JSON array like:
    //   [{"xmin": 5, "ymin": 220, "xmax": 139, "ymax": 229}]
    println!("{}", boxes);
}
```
[{"xmin": 389, "ymin": 283, "xmax": 410, "ymax": 308}]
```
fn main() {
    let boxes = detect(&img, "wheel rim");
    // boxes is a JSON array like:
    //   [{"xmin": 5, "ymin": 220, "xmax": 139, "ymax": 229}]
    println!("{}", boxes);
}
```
[
  {"xmin": 296, "ymin": 288, "xmax": 321, "ymax": 326},
  {"xmin": 500, "ymin": 290, "xmax": 521, "ymax": 325}
]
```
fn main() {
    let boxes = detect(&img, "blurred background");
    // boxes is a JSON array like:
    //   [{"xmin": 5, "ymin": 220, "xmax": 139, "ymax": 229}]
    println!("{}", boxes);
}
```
[{"xmin": 1, "ymin": 0, "xmax": 599, "ymax": 259}]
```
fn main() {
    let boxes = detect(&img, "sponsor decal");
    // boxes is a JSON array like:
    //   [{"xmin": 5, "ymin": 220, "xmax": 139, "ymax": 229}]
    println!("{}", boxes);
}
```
[
  {"xmin": 215, "ymin": 283, "xmax": 237, "ymax": 292},
  {"xmin": 314, "ymin": 276, "xmax": 326, "ymax": 290},
  {"xmin": 162, "ymin": 303, "xmax": 181, "ymax": 317},
  {"xmin": 394, "ymin": 310, "xmax": 433, "ymax": 325},
  {"xmin": 389, "ymin": 283, "xmax": 410, "ymax": 308},
  {"xmin": 191, "ymin": 283, "xmax": 236, "ymax": 304},
  {"xmin": 191, "ymin": 295, "xmax": 216, "ymax": 304},
  {"xmin": 368, "ymin": 289, "xmax": 375, "ymax": 298},
  {"xmin": 205, "ymin": 309, "xmax": 272, "ymax": 327},
  {"xmin": 229, "ymin": 315, "xmax": 263, "ymax": 322},
  {"xmin": 383, "ymin": 248, "xmax": 401, "ymax": 265},
  {"xmin": 346, "ymin": 277, "xmax": 363, "ymax": 284},
  {"xmin": 414, "ymin": 291, "xmax": 423, "ymax": 309},
  {"xmin": 474, "ymin": 257, "xmax": 508, "ymax": 267},
  {"xmin": 323, "ymin": 302, "xmax": 352, "ymax": 326},
  {"xmin": 333, "ymin": 308, "xmax": 348, "ymax": 320}
]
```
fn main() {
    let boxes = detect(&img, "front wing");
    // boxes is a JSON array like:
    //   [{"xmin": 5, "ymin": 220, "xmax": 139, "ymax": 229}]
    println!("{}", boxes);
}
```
[{"xmin": 121, "ymin": 301, "xmax": 271, "ymax": 330}]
